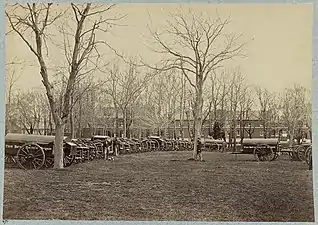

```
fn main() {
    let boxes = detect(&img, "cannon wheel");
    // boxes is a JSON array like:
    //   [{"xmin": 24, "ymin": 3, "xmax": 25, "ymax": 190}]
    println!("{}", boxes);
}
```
[
  {"xmin": 64, "ymin": 152, "xmax": 75, "ymax": 167},
  {"xmin": 88, "ymin": 144, "xmax": 97, "ymax": 161},
  {"xmin": 305, "ymin": 146, "xmax": 312, "ymax": 166},
  {"xmin": 271, "ymin": 152, "xmax": 280, "ymax": 161},
  {"xmin": 16, "ymin": 143, "xmax": 46, "ymax": 170},
  {"xmin": 141, "ymin": 140, "xmax": 148, "ymax": 152},
  {"xmin": 43, "ymin": 154, "xmax": 54, "ymax": 168},
  {"xmin": 253, "ymin": 144, "xmax": 274, "ymax": 162},
  {"xmin": 5, "ymin": 155, "xmax": 17, "ymax": 165},
  {"xmin": 296, "ymin": 145, "xmax": 307, "ymax": 162},
  {"xmin": 43, "ymin": 152, "xmax": 75, "ymax": 168}
]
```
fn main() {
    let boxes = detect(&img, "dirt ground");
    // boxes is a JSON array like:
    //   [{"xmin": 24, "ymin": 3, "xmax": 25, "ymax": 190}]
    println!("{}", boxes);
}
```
[{"xmin": 3, "ymin": 151, "xmax": 314, "ymax": 222}]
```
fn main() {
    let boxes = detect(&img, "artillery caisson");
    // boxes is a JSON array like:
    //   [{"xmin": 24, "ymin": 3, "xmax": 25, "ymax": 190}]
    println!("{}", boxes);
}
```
[{"xmin": 5, "ymin": 133, "xmax": 77, "ymax": 170}]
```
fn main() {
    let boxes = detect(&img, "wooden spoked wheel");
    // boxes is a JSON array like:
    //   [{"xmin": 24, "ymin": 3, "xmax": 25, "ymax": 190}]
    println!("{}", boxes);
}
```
[
  {"xmin": 305, "ymin": 146, "xmax": 312, "ymax": 166},
  {"xmin": 43, "ymin": 152, "xmax": 75, "ymax": 169},
  {"xmin": 16, "ymin": 143, "xmax": 45, "ymax": 170},
  {"xmin": 141, "ymin": 141, "xmax": 148, "ymax": 152},
  {"xmin": 296, "ymin": 146, "xmax": 305, "ymax": 161},
  {"xmin": 271, "ymin": 152, "xmax": 280, "ymax": 161},
  {"xmin": 63, "ymin": 152, "xmax": 75, "ymax": 167},
  {"xmin": 5, "ymin": 155, "xmax": 17, "ymax": 165},
  {"xmin": 88, "ymin": 145, "xmax": 97, "ymax": 161},
  {"xmin": 253, "ymin": 144, "xmax": 274, "ymax": 162},
  {"xmin": 43, "ymin": 153, "xmax": 54, "ymax": 168}
]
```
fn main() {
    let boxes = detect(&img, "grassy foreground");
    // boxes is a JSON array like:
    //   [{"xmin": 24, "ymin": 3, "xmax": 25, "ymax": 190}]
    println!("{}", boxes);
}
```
[{"xmin": 3, "ymin": 151, "xmax": 314, "ymax": 222}]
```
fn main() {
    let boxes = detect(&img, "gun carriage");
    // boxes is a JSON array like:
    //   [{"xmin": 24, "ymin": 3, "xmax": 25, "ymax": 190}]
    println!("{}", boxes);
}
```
[
  {"xmin": 230, "ymin": 137, "xmax": 313, "ymax": 162},
  {"xmin": 91, "ymin": 135, "xmax": 111, "ymax": 159},
  {"xmin": 70, "ymin": 138, "xmax": 91, "ymax": 163},
  {"xmin": 5, "ymin": 133, "xmax": 77, "ymax": 170},
  {"xmin": 231, "ymin": 138, "xmax": 279, "ymax": 161}
]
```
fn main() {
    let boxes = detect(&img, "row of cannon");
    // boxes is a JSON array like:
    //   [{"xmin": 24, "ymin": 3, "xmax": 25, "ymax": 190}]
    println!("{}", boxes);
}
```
[
  {"xmin": 4, "ymin": 134, "xmax": 200, "ymax": 170},
  {"xmin": 4, "ymin": 133, "xmax": 312, "ymax": 170}
]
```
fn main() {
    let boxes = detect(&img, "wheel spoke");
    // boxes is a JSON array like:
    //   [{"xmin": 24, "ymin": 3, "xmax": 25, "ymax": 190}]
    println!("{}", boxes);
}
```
[
  {"xmin": 32, "ymin": 161, "xmax": 38, "ymax": 169},
  {"xmin": 20, "ymin": 148, "xmax": 29, "ymax": 157},
  {"xmin": 24, "ymin": 146, "xmax": 30, "ymax": 154},
  {"xmin": 33, "ymin": 153, "xmax": 45, "ymax": 158}
]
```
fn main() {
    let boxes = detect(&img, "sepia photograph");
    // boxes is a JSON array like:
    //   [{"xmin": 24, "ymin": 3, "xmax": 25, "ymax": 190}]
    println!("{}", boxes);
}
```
[{"xmin": 3, "ymin": 2, "xmax": 314, "ymax": 222}]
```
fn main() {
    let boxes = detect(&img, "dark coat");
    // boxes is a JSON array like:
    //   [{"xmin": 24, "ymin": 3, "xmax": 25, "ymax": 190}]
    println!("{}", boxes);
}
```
[{"xmin": 197, "ymin": 140, "xmax": 202, "ymax": 153}]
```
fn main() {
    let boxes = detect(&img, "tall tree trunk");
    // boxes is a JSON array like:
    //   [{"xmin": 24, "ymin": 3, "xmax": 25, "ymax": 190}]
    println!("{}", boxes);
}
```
[
  {"xmin": 6, "ymin": 85, "xmax": 13, "ymax": 134},
  {"xmin": 44, "ymin": 117, "xmax": 47, "ymax": 135},
  {"xmin": 54, "ymin": 121, "xmax": 65, "ymax": 169},
  {"xmin": 70, "ymin": 94, "xmax": 75, "ymax": 139},
  {"xmin": 123, "ymin": 109, "xmax": 127, "ymax": 138},
  {"xmin": 289, "ymin": 124, "xmax": 295, "ymax": 147},
  {"xmin": 173, "ymin": 117, "xmax": 177, "ymax": 139},
  {"xmin": 70, "ymin": 111, "xmax": 75, "ymax": 139},
  {"xmin": 186, "ymin": 112, "xmax": 192, "ymax": 139},
  {"xmin": 240, "ymin": 119, "xmax": 244, "ymax": 147},
  {"xmin": 78, "ymin": 99, "xmax": 82, "ymax": 138},
  {"xmin": 233, "ymin": 119, "xmax": 237, "ymax": 151},
  {"xmin": 30, "ymin": 124, "xmax": 34, "ymax": 134},
  {"xmin": 114, "ymin": 109, "xmax": 119, "ymax": 137},
  {"xmin": 193, "ymin": 80, "xmax": 203, "ymax": 159},
  {"xmin": 49, "ymin": 111, "xmax": 53, "ymax": 135},
  {"xmin": 180, "ymin": 75, "xmax": 185, "ymax": 140}
]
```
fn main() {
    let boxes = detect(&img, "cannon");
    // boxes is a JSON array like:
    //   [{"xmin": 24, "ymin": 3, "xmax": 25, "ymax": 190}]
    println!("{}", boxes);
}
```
[
  {"xmin": 202, "ymin": 138, "xmax": 226, "ymax": 152},
  {"xmin": 231, "ymin": 138, "xmax": 279, "ymax": 161},
  {"xmin": 117, "ymin": 138, "xmax": 132, "ymax": 154},
  {"xmin": 5, "ymin": 133, "xmax": 77, "ymax": 170},
  {"xmin": 71, "ymin": 138, "xmax": 91, "ymax": 163},
  {"xmin": 91, "ymin": 135, "xmax": 112, "ymax": 159},
  {"xmin": 147, "ymin": 136, "xmax": 165, "ymax": 151}
]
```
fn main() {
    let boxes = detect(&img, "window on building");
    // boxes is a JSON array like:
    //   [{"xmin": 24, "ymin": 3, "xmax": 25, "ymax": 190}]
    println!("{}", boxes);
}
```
[
  {"xmin": 236, "ymin": 130, "xmax": 240, "ymax": 137},
  {"xmin": 260, "ymin": 130, "xmax": 264, "ymax": 137}
]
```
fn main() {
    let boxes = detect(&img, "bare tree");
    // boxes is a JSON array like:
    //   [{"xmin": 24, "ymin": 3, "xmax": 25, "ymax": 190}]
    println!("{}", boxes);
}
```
[
  {"xmin": 178, "ymin": 73, "xmax": 187, "ymax": 140},
  {"xmin": 280, "ymin": 84, "xmax": 309, "ymax": 147},
  {"xmin": 5, "ymin": 66, "xmax": 21, "ymax": 134},
  {"xmin": 255, "ymin": 87, "xmax": 280, "ymax": 138},
  {"xmin": 138, "ymin": 70, "xmax": 181, "ymax": 138},
  {"xmin": 255, "ymin": 87, "xmax": 271, "ymax": 138},
  {"xmin": 6, "ymin": 3, "xmax": 124, "ymax": 169},
  {"xmin": 116, "ymin": 60, "xmax": 153, "ymax": 138},
  {"xmin": 304, "ymin": 88, "xmax": 312, "ymax": 141},
  {"xmin": 145, "ymin": 9, "xmax": 246, "ymax": 159},
  {"xmin": 203, "ymin": 70, "xmax": 229, "ymax": 137},
  {"xmin": 15, "ymin": 90, "xmax": 46, "ymax": 134},
  {"xmin": 244, "ymin": 121, "xmax": 256, "ymax": 139},
  {"xmin": 238, "ymin": 87, "xmax": 254, "ymax": 144},
  {"xmin": 227, "ymin": 68, "xmax": 246, "ymax": 151}
]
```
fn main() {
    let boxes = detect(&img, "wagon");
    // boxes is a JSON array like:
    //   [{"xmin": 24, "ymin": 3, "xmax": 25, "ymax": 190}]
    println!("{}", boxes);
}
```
[
  {"xmin": 231, "ymin": 138, "xmax": 279, "ymax": 161},
  {"xmin": 5, "ymin": 133, "xmax": 77, "ymax": 170}
]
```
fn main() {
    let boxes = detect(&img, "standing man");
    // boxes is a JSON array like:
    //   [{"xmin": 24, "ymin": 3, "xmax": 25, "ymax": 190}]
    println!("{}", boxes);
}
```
[
  {"xmin": 196, "ymin": 138, "xmax": 203, "ymax": 161},
  {"xmin": 112, "ymin": 136, "xmax": 120, "ymax": 156},
  {"xmin": 103, "ymin": 138, "xmax": 111, "ymax": 160}
]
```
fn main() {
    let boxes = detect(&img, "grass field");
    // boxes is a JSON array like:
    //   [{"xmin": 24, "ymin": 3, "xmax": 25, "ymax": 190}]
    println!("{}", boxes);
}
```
[{"xmin": 3, "ymin": 151, "xmax": 314, "ymax": 222}]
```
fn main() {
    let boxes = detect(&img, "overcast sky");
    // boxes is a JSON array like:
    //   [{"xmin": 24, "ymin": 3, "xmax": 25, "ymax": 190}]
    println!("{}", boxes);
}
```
[{"xmin": 5, "ymin": 3, "xmax": 313, "ymax": 94}]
